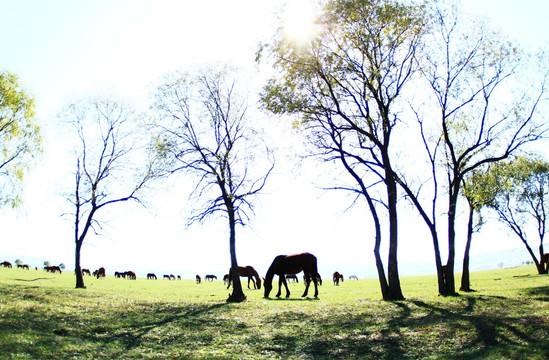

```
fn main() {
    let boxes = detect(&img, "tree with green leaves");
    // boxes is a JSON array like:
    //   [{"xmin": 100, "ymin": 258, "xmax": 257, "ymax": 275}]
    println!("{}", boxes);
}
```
[
  {"xmin": 152, "ymin": 68, "xmax": 274, "ymax": 303},
  {"xmin": 62, "ymin": 97, "xmax": 159, "ymax": 289},
  {"xmin": 486, "ymin": 156, "xmax": 549, "ymax": 274},
  {"xmin": 261, "ymin": 0, "xmax": 426, "ymax": 301},
  {"xmin": 0, "ymin": 71, "xmax": 42, "ymax": 207}
]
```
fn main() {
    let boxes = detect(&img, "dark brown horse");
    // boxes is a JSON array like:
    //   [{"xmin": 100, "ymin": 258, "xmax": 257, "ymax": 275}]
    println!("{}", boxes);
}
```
[
  {"xmin": 264, "ymin": 253, "xmax": 320, "ymax": 298},
  {"xmin": 94, "ymin": 267, "xmax": 105, "ymax": 278},
  {"xmin": 333, "ymin": 271, "xmax": 344, "ymax": 286},
  {"xmin": 227, "ymin": 266, "xmax": 262, "ymax": 290}
]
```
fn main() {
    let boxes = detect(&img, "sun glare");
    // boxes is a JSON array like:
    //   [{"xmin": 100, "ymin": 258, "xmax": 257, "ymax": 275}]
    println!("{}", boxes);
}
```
[{"xmin": 282, "ymin": 0, "xmax": 318, "ymax": 45}]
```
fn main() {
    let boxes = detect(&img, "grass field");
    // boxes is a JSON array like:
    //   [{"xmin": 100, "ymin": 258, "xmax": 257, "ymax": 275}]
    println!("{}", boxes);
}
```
[{"xmin": 0, "ymin": 266, "xmax": 547, "ymax": 359}]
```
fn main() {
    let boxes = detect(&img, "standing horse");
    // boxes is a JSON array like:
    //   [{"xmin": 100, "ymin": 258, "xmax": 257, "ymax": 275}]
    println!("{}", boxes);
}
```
[
  {"xmin": 227, "ymin": 266, "xmax": 262, "ymax": 290},
  {"xmin": 264, "ymin": 253, "xmax": 320, "ymax": 298},
  {"xmin": 333, "ymin": 271, "xmax": 344, "ymax": 285}
]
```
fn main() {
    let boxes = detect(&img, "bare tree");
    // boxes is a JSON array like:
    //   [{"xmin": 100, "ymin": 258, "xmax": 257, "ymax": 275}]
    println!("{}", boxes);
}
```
[
  {"xmin": 399, "ymin": 2, "xmax": 548, "ymax": 295},
  {"xmin": 62, "ymin": 97, "xmax": 158, "ymax": 289},
  {"xmin": 152, "ymin": 68, "xmax": 274, "ymax": 303}
]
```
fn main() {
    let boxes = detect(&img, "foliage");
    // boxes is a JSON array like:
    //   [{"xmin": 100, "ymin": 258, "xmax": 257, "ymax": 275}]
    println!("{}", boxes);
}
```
[
  {"xmin": 0, "ymin": 71, "xmax": 42, "ymax": 207},
  {"xmin": 484, "ymin": 156, "xmax": 549, "ymax": 273},
  {"xmin": 0, "ymin": 266, "xmax": 548, "ymax": 359},
  {"xmin": 261, "ymin": 0, "xmax": 427, "ymax": 301}
]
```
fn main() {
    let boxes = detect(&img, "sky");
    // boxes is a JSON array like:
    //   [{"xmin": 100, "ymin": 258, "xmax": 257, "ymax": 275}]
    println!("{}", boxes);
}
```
[{"xmin": 1, "ymin": 0, "xmax": 548, "ymax": 281}]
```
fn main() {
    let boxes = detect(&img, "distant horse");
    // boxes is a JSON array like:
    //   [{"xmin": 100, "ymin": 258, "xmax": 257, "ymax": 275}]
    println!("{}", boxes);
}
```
[
  {"xmin": 349, "ymin": 275, "xmax": 358, "ymax": 281},
  {"xmin": 264, "ymin": 253, "xmax": 320, "ymax": 298},
  {"xmin": 115, "ymin": 271, "xmax": 125, "ymax": 278},
  {"xmin": 196, "ymin": 275, "xmax": 201, "ymax": 284},
  {"xmin": 125, "ymin": 271, "xmax": 136, "ymax": 280},
  {"xmin": 163, "ymin": 274, "xmax": 171, "ymax": 280},
  {"xmin": 82, "ymin": 269, "xmax": 91, "ymax": 276},
  {"xmin": 170, "ymin": 274, "xmax": 176, "ymax": 280},
  {"xmin": 1, "ymin": 261, "xmax": 12, "ymax": 268},
  {"xmin": 205, "ymin": 274, "xmax": 217, "ymax": 281},
  {"xmin": 333, "ymin": 271, "xmax": 344, "ymax": 286},
  {"xmin": 227, "ymin": 266, "xmax": 262, "ymax": 290},
  {"xmin": 17, "ymin": 264, "xmax": 29, "ymax": 270},
  {"xmin": 94, "ymin": 267, "xmax": 105, "ymax": 278},
  {"xmin": 285, "ymin": 274, "xmax": 299, "ymax": 283},
  {"xmin": 147, "ymin": 273, "xmax": 157, "ymax": 280},
  {"xmin": 46, "ymin": 265, "xmax": 62, "ymax": 274},
  {"xmin": 223, "ymin": 274, "xmax": 229, "ymax": 285}
]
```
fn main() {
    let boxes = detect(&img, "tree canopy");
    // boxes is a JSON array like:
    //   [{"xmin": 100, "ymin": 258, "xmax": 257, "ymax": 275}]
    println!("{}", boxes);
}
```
[{"xmin": 0, "ymin": 71, "xmax": 42, "ymax": 207}]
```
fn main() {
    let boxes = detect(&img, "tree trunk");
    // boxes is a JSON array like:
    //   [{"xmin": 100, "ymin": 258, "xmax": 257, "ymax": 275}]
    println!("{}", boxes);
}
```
[
  {"xmin": 366, "ymin": 191, "xmax": 389, "ymax": 300},
  {"xmin": 75, "ymin": 240, "xmax": 85, "ymax": 289},
  {"xmin": 386, "ymin": 173, "xmax": 404, "ymax": 301},
  {"xmin": 440, "ymin": 188, "xmax": 459, "ymax": 296},
  {"xmin": 460, "ymin": 204, "xmax": 475, "ymax": 292},
  {"xmin": 227, "ymin": 204, "xmax": 246, "ymax": 303}
]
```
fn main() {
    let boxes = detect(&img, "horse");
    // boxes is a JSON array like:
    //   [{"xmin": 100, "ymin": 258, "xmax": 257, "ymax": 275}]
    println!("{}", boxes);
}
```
[
  {"xmin": 333, "ymin": 271, "xmax": 344, "ymax": 286},
  {"xmin": 82, "ymin": 269, "xmax": 91, "ymax": 276},
  {"xmin": 349, "ymin": 275, "xmax": 358, "ymax": 281},
  {"xmin": 205, "ymin": 274, "xmax": 217, "ymax": 281},
  {"xmin": 94, "ymin": 267, "xmax": 105, "ymax": 278},
  {"xmin": 17, "ymin": 264, "xmax": 29, "ymax": 270},
  {"xmin": 163, "ymin": 274, "xmax": 171, "ymax": 280},
  {"xmin": 147, "ymin": 273, "xmax": 157, "ymax": 280},
  {"xmin": 285, "ymin": 274, "xmax": 299, "ymax": 283},
  {"xmin": 46, "ymin": 265, "xmax": 62, "ymax": 274},
  {"xmin": 227, "ymin": 266, "xmax": 262, "ymax": 290},
  {"xmin": 125, "ymin": 271, "xmax": 136, "ymax": 280},
  {"xmin": 264, "ymin": 253, "xmax": 320, "ymax": 298},
  {"xmin": 196, "ymin": 275, "xmax": 201, "ymax": 284},
  {"xmin": 304, "ymin": 273, "xmax": 323, "ymax": 286},
  {"xmin": 1, "ymin": 261, "xmax": 12, "ymax": 268},
  {"xmin": 223, "ymin": 274, "xmax": 229, "ymax": 285},
  {"xmin": 115, "ymin": 271, "xmax": 125, "ymax": 278}
]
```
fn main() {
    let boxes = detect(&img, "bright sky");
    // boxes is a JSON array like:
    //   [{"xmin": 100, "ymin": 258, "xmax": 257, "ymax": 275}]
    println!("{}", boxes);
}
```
[{"xmin": 1, "ymin": 0, "xmax": 548, "ymax": 280}]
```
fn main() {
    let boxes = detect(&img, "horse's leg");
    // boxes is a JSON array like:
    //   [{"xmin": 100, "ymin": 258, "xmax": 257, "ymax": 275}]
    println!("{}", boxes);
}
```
[
  {"xmin": 313, "ymin": 275, "xmax": 319, "ymax": 298},
  {"xmin": 227, "ymin": 276, "xmax": 231, "ymax": 290},
  {"xmin": 302, "ymin": 273, "xmax": 311, "ymax": 297},
  {"xmin": 282, "ymin": 276, "xmax": 291, "ymax": 298},
  {"xmin": 276, "ymin": 276, "xmax": 283, "ymax": 298}
]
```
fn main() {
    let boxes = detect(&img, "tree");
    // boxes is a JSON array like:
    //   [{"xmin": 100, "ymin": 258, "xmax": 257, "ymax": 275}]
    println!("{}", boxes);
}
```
[
  {"xmin": 459, "ymin": 169, "xmax": 498, "ymax": 291},
  {"xmin": 486, "ymin": 156, "xmax": 549, "ymax": 274},
  {"xmin": 62, "ymin": 97, "xmax": 159, "ymax": 289},
  {"xmin": 261, "ymin": 0, "xmax": 426, "ymax": 300},
  {"xmin": 152, "ymin": 68, "xmax": 274, "ymax": 303},
  {"xmin": 398, "ymin": 2, "xmax": 547, "ymax": 295},
  {"xmin": 0, "ymin": 71, "xmax": 42, "ymax": 207}
]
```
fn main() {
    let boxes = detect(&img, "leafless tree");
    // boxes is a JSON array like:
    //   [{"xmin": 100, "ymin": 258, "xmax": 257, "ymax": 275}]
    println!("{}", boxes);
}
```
[{"xmin": 152, "ymin": 68, "xmax": 274, "ymax": 302}]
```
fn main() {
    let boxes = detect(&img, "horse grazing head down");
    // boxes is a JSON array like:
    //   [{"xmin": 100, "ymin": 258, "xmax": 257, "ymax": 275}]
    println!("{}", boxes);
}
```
[{"xmin": 263, "ymin": 253, "xmax": 319, "ymax": 298}]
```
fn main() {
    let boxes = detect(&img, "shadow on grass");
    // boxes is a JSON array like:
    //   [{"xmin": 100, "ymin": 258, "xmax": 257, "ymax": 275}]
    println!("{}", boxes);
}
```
[{"xmin": 1, "ymin": 284, "xmax": 548, "ymax": 359}]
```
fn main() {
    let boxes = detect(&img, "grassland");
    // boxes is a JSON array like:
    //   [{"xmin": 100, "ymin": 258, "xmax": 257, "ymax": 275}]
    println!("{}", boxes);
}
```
[{"xmin": 0, "ymin": 266, "xmax": 547, "ymax": 359}]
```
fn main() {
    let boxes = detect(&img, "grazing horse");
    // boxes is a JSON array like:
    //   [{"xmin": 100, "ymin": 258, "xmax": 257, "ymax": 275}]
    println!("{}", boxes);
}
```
[
  {"xmin": 147, "ymin": 273, "xmax": 157, "ymax": 280},
  {"xmin": 163, "ymin": 274, "xmax": 171, "ymax": 280},
  {"xmin": 205, "ymin": 274, "xmax": 217, "ymax": 281},
  {"xmin": 125, "ymin": 271, "xmax": 136, "ymax": 280},
  {"xmin": 264, "ymin": 253, "xmax": 320, "ymax": 298},
  {"xmin": 17, "ymin": 264, "xmax": 30, "ymax": 270},
  {"xmin": 285, "ymin": 274, "xmax": 299, "ymax": 283},
  {"xmin": 1, "ymin": 261, "xmax": 12, "ymax": 268},
  {"xmin": 349, "ymin": 275, "xmax": 358, "ymax": 281},
  {"xmin": 196, "ymin": 275, "xmax": 201, "ymax": 284},
  {"xmin": 82, "ymin": 269, "xmax": 91, "ymax": 276},
  {"xmin": 46, "ymin": 265, "xmax": 62, "ymax": 274},
  {"xmin": 227, "ymin": 266, "xmax": 262, "ymax": 290},
  {"xmin": 94, "ymin": 267, "xmax": 106, "ymax": 278},
  {"xmin": 115, "ymin": 271, "xmax": 125, "ymax": 278},
  {"xmin": 223, "ymin": 274, "xmax": 229, "ymax": 285},
  {"xmin": 333, "ymin": 271, "xmax": 344, "ymax": 286}
]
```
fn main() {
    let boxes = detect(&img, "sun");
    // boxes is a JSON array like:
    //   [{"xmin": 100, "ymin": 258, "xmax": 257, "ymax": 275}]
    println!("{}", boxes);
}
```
[{"xmin": 282, "ymin": 0, "xmax": 318, "ymax": 45}]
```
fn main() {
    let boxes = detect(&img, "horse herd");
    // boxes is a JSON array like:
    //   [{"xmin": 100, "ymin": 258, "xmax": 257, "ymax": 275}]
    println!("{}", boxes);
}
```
[{"xmin": 2, "ymin": 253, "xmax": 360, "ymax": 298}]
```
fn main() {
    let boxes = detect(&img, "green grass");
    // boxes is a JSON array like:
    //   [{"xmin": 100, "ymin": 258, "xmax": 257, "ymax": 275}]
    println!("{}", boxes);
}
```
[{"xmin": 0, "ymin": 266, "xmax": 547, "ymax": 359}]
